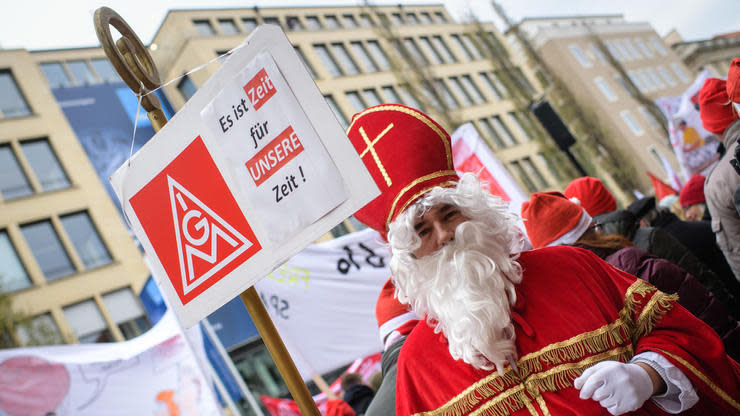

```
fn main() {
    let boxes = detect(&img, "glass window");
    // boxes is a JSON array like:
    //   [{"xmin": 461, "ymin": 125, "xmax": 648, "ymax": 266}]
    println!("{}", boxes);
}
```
[
  {"xmin": 569, "ymin": 45, "xmax": 591, "ymax": 67},
  {"xmin": 448, "ymin": 76, "xmax": 473, "ymax": 106},
  {"xmin": 491, "ymin": 115, "xmax": 517, "ymax": 147},
  {"xmin": 331, "ymin": 43, "xmax": 360, "ymax": 75},
  {"xmin": 0, "ymin": 144, "xmax": 33, "ymax": 200},
  {"xmin": 347, "ymin": 216, "xmax": 367, "ymax": 232},
  {"xmin": 508, "ymin": 112, "xmax": 532, "ymax": 141},
  {"xmin": 434, "ymin": 11, "xmax": 448, "ymax": 23},
  {"xmin": 462, "ymin": 34, "xmax": 482, "ymax": 60},
  {"xmin": 594, "ymin": 77, "xmax": 618, "ymax": 101},
  {"xmin": 242, "ymin": 17, "xmax": 258, "ymax": 32},
  {"xmin": 0, "ymin": 230, "xmax": 31, "ymax": 292},
  {"xmin": 432, "ymin": 36, "xmax": 456, "ymax": 63},
  {"xmin": 351, "ymin": 42, "xmax": 378, "ymax": 73},
  {"xmin": 398, "ymin": 85, "xmax": 423, "ymax": 110},
  {"xmin": 613, "ymin": 39, "xmax": 632, "ymax": 61},
  {"xmin": 21, "ymin": 139, "xmax": 70, "ymax": 192},
  {"xmin": 66, "ymin": 60, "xmax": 97, "ymax": 86},
  {"xmin": 433, "ymin": 79, "xmax": 459, "ymax": 109},
  {"xmin": 419, "ymin": 12, "xmax": 432, "ymax": 24},
  {"xmin": 342, "ymin": 14, "xmax": 358, "ymax": 28},
  {"xmin": 40, "ymin": 62, "xmax": 73, "ymax": 88},
  {"xmin": 405, "ymin": 13, "xmax": 419, "ymax": 24},
  {"xmin": 509, "ymin": 161, "xmax": 537, "ymax": 192},
  {"xmin": 366, "ymin": 40, "xmax": 390, "ymax": 71},
  {"xmin": 479, "ymin": 72, "xmax": 503, "ymax": 100},
  {"xmin": 638, "ymin": 69, "xmax": 656, "ymax": 91},
  {"xmin": 218, "ymin": 18, "xmax": 239, "ymax": 35},
  {"xmin": 492, "ymin": 71, "xmax": 510, "ymax": 97},
  {"xmin": 623, "ymin": 39, "xmax": 642, "ymax": 60},
  {"xmin": 649, "ymin": 37, "xmax": 668, "ymax": 56},
  {"xmin": 638, "ymin": 106, "xmax": 662, "ymax": 130},
  {"xmin": 362, "ymin": 88, "xmax": 383, "ymax": 107},
  {"xmin": 345, "ymin": 91, "xmax": 367, "ymax": 113},
  {"xmin": 521, "ymin": 157, "xmax": 548, "ymax": 188},
  {"xmin": 305, "ymin": 16, "xmax": 322, "ymax": 30},
  {"xmin": 657, "ymin": 66, "xmax": 676, "ymax": 86},
  {"xmin": 613, "ymin": 74, "xmax": 632, "ymax": 94},
  {"xmin": 589, "ymin": 43, "xmax": 607, "ymax": 63},
  {"xmin": 193, "ymin": 19, "xmax": 215, "ymax": 36},
  {"xmin": 671, "ymin": 63, "xmax": 690, "ymax": 83},
  {"xmin": 63, "ymin": 299, "xmax": 113, "ymax": 343},
  {"xmin": 325, "ymin": 15, "xmax": 341, "ymax": 29},
  {"xmin": 359, "ymin": 13, "xmax": 374, "ymax": 27},
  {"xmin": 478, "ymin": 118, "xmax": 505, "ymax": 148},
  {"xmin": 604, "ymin": 40, "xmax": 623, "ymax": 61},
  {"xmin": 314, "ymin": 44, "xmax": 343, "ymax": 77},
  {"xmin": 460, "ymin": 75, "xmax": 485, "ymax": 104},
  {"xmin": 403, "ymin": 38, "xmax": 428, "ymax": 65},
  {"xmin": 537, "ymin": 153, "xmax": 563, "ymax": 182},
  {"xmin": 285, "ymin": 16, "xmax": 304, "ymax": 31},
  {"xmin": 330, "ymin": 221, "xmax": 351, "ymax": 238},
  {"xmin": 21, "ymin": 220, "xmax": 75, "ymax": 281},
  {"xmin": 376, "ymin": 13, "xmax": 390, "ymax": 27},
  {"xmin": 627, "ymin": 70, "xmax": 647, "ymax": 93},
  {"xmin": 0, "ymin": 70, "xmax": 32, "ymax": 118},
  {"xmin": 381, "ymin": 86, "xmax": 402, "ymax": 104},
  {"xmin": 293, "ymin": 46, "xmax": 317, "ymax": 79},
  {"xmin": 90, "ymin": 59, "xmax": 120, "ymax": 83},
  {"xmin": 451, "ymin": 34, "xmax": 473, "ymax": 60},
  {"xmin": 419, "ymin": 36, "xmax": 443, "ymax": 65},
  {"xmin": 620, "ymin": 110, "xmax": 644, "ymax": 135},
  {"xmin": 17, "ymin": 313, "xmax": 64, "ymax": 346},
  {"xmin": 324, "ymin": 95, "xmax": 348, "ymax": 129},
  {"xmin": 177, "ymin": 75, "xmax": 197, "ymax": 101},
  {"xmin": 635, "ymin": 38, "xmax": 653, "ymax": 58},
  {"xmin": 102, "ymin": 288, "xmax": 151, "ymax": 340},
  {"xmin": 390, "ymin": 13, "xmax": 404, "ymax": 26},
  {"xmin": 261, "ymin": 17, "xmax": 279, "ymax": 27},
  {"xmin": 647, "ymin": 67, "xmax": 666, "ymax": 89},
  {"xmin": 60, "ymin": 212, "xmax": 112, "ymax": 269}
]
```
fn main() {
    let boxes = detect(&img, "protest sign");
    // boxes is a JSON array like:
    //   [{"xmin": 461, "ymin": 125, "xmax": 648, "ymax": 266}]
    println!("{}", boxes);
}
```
[{"xmin": 110, "ymin": 25, "xmax": 379, "ymax": 328}]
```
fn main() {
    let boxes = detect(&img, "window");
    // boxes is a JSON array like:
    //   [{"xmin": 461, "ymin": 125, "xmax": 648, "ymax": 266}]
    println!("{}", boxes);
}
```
[
  {"xmin": 325, "ymin": 15, "xmax": 341, "ymax": 29},
  {"xmin": 594, "ymin": 77, "xmax": 618, "ymax": 102},
  {"xmin": 21, "ymin": 139, "xmax": 70, "ymax": 192},
  {"xmin": 589, "ymin": 43, "xmax": 607, "ymax": 63},
  {"xmin": 331, "ymin": 43, "xmax": 360, "ymax": 75},
  {"xmin": 419, "ymin": 12, "xmax": 432, "ymax": 24},
  {"xmin": 623, "ymin": 39, "xmax": 642, "ymax": 60},
  {"xmin": 627, "ymin": 71, "xmax": 646, "ymax": 93},
  {"xmin": 433, "ymin": 79, "xmax": 459, "ymax": 109},
  {"xmin": 286, "ymin": 16, "xmax": 304, "ymax": 31},
  {"xmin": 324, "ymin": 95, "xmax": 348, "ymax": 129},
  {"xmin": 403, "ymin": 38, "xmax": 428, "ymax": 65},
  {"xmin": 604, "ymin": 40, "xmax": 623, "ymax": 61},
  {"xmin": 448, "ymin": 76, "xmax": 473, "ymax": 106},
  {"xmin": 21, "ymin": 220, "xmax": 75, "ymax": 281},
  {"xmin": 460, "ymin": 75, "xmax": 485, "ymax": 104},
  {"xmin": 635, "ymin": 38, "xmax": 653, "ymax": 58},
  {"xmin": 646, "ymin": 68, "xmax": 666, "ymax": 89},
  {"xmin": 0, "ymin": 230, "xmax": 31, "ymax": 292},
  {"xmin": 67, "ymin": 60, "xmax": 97, "ymax": 85},
  {"xmin": 620, "ymin": 110, "xmax": 644, "ymax": 135},
  {"xmin": 362, "ymin": 88, "xmax": 383, "ymax": 107},
  {"xmin": 351, "ymin": 42, "xmax": 379, "ymax": 73},
  {"xmin": 345, "ymin": 91, "xmax": 367, "ymax": 113},
  {"xmin": 305, "ymin": 16, "xmax": 322, "ymax": 30},
  {"xmin": 241, "ymin": 18, "xmax": 258, "ymax": 32},
  {"xmin": 91, "ymin": 59, "xmax": 120, "ymax": 83},
  {"xmin": 60, "ymin": 212, "xmax": 111, "ymax": 269},
  {"xmin": 63, "ymin": 299, "xmax": 113, "ymax": 343},
  {"xmin": 330, "ymin": 221, "xmax": 352, "ymax": 238},
  {"xmin": 492, "ymin": 71, "xmax": 511, "ymax": 97},
  {"xmin": 359, "ymin": 14, "xmax": 374, "ymax": 27},
  {"xmin": 508, "ymin": 112, "xmax": 532, "ymax": 141},
  {"xmin": 479, "ymin": 72, "xmax": 503, "ymax": 100},
  {"xmin": 521, "ymin": 157, "xmax": 548, "ymax": 188},
  {"xmin": 613, "ymin": 39, "xmax": 632, "ymax": 61},
  {"xmin": 638, "ymin": 106, "xmax": 662, "ymax": 130},
  {"xmin": 314, "ymin": 44, "xmax": 342, "ymax": 77},
  {"xmin": 434, "ymin": 11, "xmax": 448, "ymax": 23},
  {"xmin": 381, "ymin": 86, "xmax": 402, "ymax": 104},
  {"xmin": 193, "ymin": 19, "xmax": 215, "ymax": 36},
  {"xmin": 405, "ymin": 13, "xmax": 419, "ymax": 24},
  {"xmin": 17, "ymin": 313, "xmax": 64, "ymax": 346},
  {"xmin": 671, "ymin": 63, "xmax": 690, "ymax": 83},
  {"xmin": 177, "ymin": 75, "xmax": 197, "ymax": 101},
  {"xmin": 102, "ymin": 288, "xmax": 151, "ymax": 340},
  {"xmin": 657, "ymin": 66, "xmax": 676, "ymax": 86},
  {"xmin": 491, "ymin": 115, "xmax": 517, "ymax": 147},
  {"xmin": 649, "ymin": 37, "xmax": 668, "ymax": 56},
  {"xmin": 569, "ymin": 45, "xmax": 591, "ymax": 67},
  {"xmin": 294, "ymin": 46, "xmax": 317, "ymax": 79},
  {"xmin": 342, "ymin": 14, "xmax": 358, "ymax": 28},
  {"xmin": 41, "ymin": 62, "xmax": 73, "ymax": 88},
  {"xmin": 638, "ymin": 69, "xmax": 656, "ymax": 91},
  {"xmin": 451, "ymin": 34, "xmax": 474, "ymax": 60},
  {"xmin": 461, "ymin": 34, "xmax": 483, "ymax": 59},
  {"xmin": 0, "ymin": 70, "xmax": 32, "ymax": 118},
  {"xmin": 0, "ymin": 144, "xmax": 33, "ymax": 200},
  {"xmin": 432, "ymin": 36, "xmax": 456, "ymax": 63},
  {"xmin": 509, "ymin": 161, "xmax": 537, "ymax": 192},
  {"xmin": 346, "ymin": 216, "xmax": 367, "ymax": 232},
  {"xmin": 419, "ymin": 37, "xmax": 444, "ymax": 65},
  {"xmin": 398, "ymin": 85, "xmax": 423, "ymax": 110},
  {"xmin": 478, "ymin": 118, "xmax": 505, "ymax": 148},
  {"xmin": 366, "ymin": 41, "xmax": 390, "ymax": 71},
  {"xmin": 262, "ymin": 17, "xmax": 280, "ymax": 27},
  {"xmin": 390, "ymin": 13, "xmax": 404, "ymax": 25},
  {"xmin": 218, "ymin": 19, "xmax": 240, "ymax": 35},
  {"xmin": 537, "ymin": 153, "xmax": 562, "ymax": 182}
]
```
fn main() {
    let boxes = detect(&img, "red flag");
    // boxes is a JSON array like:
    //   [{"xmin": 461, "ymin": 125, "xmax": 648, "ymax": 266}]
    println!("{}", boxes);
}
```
[{"xmin": 647, "ymin": 171, "xmax": 678, "ymax": 200}]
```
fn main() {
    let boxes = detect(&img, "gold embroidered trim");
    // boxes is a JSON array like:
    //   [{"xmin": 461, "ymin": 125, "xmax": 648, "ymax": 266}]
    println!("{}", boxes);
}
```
[
  {"xmin": 522, "ymin": 397, "xmax": 538, "ymax": 416},
  {"xmin": 346, "ymin": 104, "xmax": 453, "ymax": 167},
  {"xmin": 386, "ymin": 175, "xmax": 458, "ymax": 228},
  {"xmin": 632, "ymin": 291, "xmax": 678, "ymax": 343},
  {"xmin": 358, "ymin": 124, "xmax": 394, "ymax": 187},
  {"xmin": 621, "ymin": 279, "xmax": 655, "ymax": 321},
  {"xmin": 656, "ymin": 349, "xmax": 740, "ymax": 411},
  {"xmin": 535, "ymin": 395, "xmax": 551, "ymax": 416}
]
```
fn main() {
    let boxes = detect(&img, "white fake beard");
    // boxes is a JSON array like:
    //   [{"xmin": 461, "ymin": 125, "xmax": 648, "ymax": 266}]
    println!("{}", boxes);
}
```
[{"xmin": 396, "ymin": 220, "xmax": 519, "ymax": 373}]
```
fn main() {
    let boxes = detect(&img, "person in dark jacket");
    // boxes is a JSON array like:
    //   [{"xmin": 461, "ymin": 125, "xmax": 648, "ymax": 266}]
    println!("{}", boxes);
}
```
[
  {"xmin": 521, "ymin": 192, "xmax": 740, "ymax": 360},
  {"xmin": 341, "ymin": 373, "xmax": 375, "ymax": 416}
]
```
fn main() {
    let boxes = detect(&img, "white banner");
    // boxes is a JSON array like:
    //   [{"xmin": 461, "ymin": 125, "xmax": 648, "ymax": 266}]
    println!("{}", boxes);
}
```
[
  {"xmin": 0, "ymin": 312, "xmax": 222, "ymax": 416},
  {"xmin": 254, "ymin": 228, "xmax": 389, "ymax": 379}
]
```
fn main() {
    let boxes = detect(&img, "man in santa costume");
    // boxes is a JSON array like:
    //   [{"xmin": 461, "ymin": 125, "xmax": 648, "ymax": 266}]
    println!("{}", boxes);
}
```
[{"xmin": 345, "ymin": 104, "xmax": 739, "ymax": 415}]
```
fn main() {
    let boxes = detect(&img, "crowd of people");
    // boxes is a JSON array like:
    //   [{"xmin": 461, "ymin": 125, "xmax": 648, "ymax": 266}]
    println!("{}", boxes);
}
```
[{"xmin": 333, "ymin": 57, "xmax": 740, "ymax": 416}]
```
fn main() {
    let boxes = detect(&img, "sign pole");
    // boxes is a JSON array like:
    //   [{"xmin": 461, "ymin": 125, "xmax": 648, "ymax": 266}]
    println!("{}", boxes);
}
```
[{"xmin": 93, "ymin": 7, "xmax": 320, "ymax": 415}]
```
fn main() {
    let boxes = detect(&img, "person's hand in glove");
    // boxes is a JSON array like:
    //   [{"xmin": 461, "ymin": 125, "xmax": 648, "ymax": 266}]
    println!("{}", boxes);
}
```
[{"xmin": 574, "ymin": 361, "xmax": 664, "ymax": 415}]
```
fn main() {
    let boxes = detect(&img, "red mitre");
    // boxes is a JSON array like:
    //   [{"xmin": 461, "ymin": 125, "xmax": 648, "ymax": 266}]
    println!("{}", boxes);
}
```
[{"xmin": 346, "ymin": 104, "xmax": 459, "ymax": 238}]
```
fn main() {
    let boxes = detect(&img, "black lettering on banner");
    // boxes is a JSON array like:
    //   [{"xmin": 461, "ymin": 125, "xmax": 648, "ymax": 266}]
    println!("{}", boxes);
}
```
[
  {"xmin": 259, "ymin": 292, "xmax": 290, "ymax": 319},
  {"xmin": 336, "ymin": 243, "xmax": 387, "ymax": 274},
  {"xmin": 337, "ymin": 246, "xmax": 360, "ymax": 274},
  {"xmin": 358, "ymin": 242, "xmax": 386, "ymax": 268}
]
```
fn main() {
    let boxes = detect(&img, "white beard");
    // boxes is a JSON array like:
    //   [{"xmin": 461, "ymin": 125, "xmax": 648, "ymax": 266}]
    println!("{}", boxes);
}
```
[{"xmin": 392, "ymin": 219, "xmax": 520, "ymax": 374}]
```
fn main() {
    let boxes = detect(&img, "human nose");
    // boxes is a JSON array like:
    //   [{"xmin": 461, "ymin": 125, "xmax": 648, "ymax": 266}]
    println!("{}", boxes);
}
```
[{"xmin": 433, "ymin": 221, "xmax": 455, "ymax": 248}]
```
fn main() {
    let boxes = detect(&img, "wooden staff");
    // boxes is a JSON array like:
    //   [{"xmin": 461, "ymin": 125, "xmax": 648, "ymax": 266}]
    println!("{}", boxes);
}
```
[{"xmin": 93, "ymin": 7, "xmax": 321, "ymax": 415}]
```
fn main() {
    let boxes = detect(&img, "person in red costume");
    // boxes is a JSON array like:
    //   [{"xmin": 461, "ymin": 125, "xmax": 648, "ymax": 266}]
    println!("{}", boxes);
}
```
[{"xmin": 345, "ymin": 104, "xmax": 740, "ymax": 416}]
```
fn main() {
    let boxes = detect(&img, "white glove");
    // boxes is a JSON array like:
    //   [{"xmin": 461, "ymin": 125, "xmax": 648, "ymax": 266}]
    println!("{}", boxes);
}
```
[{"xmin": 574, "ymin": 361, "xmax": 654, "ymax": 415}]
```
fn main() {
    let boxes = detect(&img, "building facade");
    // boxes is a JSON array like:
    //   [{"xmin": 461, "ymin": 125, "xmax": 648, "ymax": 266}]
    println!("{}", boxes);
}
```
[
  {"xmin": 669, "ymin": 31, "xmax": 740, "ymax": 77},
  {"xmin": 515, "ymin": 15, "xmax": 695, "ymax": 193}
]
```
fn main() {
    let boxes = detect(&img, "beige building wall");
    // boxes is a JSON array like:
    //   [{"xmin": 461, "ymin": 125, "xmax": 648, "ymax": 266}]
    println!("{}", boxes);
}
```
[
  {"xmin": 1, "ymin": 47, "xmax": 151, "ymax": 345},
  {"xmin": 670, "ymin": 34, "xmax": 740, "ymax": 77}
]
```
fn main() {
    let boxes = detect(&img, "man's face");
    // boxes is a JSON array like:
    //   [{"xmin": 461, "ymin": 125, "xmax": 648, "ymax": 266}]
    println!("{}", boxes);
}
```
[
  {"xmin": 684, "ymin": 203, "xmax": 705, "ymax": 221},
  {"xmin": 412, "ymin": 203, "xmax": 469, "ymax": 258}
]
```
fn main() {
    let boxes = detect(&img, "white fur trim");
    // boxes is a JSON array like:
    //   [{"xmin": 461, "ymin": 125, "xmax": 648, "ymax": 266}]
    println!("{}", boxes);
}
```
[
  {"xmin": 378, "ymin": 311, "xmax": 418, "ymax": 344},
  {"xmin": 546, "ymin": 210, "xmax": 592, "ymax": 247}
]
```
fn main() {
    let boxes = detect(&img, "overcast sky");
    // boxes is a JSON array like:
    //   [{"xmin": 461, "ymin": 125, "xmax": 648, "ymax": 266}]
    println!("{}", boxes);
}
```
[{"xmin": 1, "ymin": 0, "xmax": 738, "ymax": 51}]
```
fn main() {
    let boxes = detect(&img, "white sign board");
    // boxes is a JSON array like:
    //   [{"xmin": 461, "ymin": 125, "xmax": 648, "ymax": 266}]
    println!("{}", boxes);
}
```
[{"xmin": 110, "ymin": 25, "xmax": 379, "ymax": 328}]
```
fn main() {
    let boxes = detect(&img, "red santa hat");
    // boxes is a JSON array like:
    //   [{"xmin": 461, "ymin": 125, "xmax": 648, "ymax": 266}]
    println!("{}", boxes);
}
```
[
  {"xmin": 376, "ymin": 278, "xmax": 418, "ymax": 348},
  {"xmin": 698, "ymin": 77, "xmax": 738, "ymax": 135},
  {"xmin": 563, "ymin": 176, "xmax": 617, "ymax": 217},
  {"xmin": 679, "ymin": 174, "xmax": 706, "ymax": 208},
  {"xmin": 727, "ymin": 57, "xmax": 740, "ymax": 103},
  {"xmin": 346, "ymin": 104, "xmax": 460, "ymax": 239},
  {"xmin": 520, "ymin": 191, "xmax": 592, "ymax": 249}
]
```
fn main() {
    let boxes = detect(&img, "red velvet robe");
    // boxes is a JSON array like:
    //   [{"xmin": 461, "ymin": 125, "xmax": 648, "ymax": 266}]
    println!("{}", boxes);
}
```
[{"xmin": 396, "ymin": 246, "xmax": 740, "ymax": 415}]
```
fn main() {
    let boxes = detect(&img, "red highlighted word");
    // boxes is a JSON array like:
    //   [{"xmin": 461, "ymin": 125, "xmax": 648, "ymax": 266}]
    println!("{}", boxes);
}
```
[
  {"xmin": 246, "ymin": 126, "xmax": 304, "ymax": 186},
  {"xmin": 244, "ymin": 68, "xmax": 276, "ymax": 111}
]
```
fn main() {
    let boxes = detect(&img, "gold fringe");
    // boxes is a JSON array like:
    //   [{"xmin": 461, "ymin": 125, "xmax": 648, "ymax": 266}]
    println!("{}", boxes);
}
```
[{"xmin": 632, "ymin": 292, "xmax": 678, "ymax": 343}]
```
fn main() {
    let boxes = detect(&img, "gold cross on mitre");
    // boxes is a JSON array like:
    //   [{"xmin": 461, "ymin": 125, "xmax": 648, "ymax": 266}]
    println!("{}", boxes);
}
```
[{"xmin": 358, "ymin": 123, "xmax": 394, "ymax": 187}]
